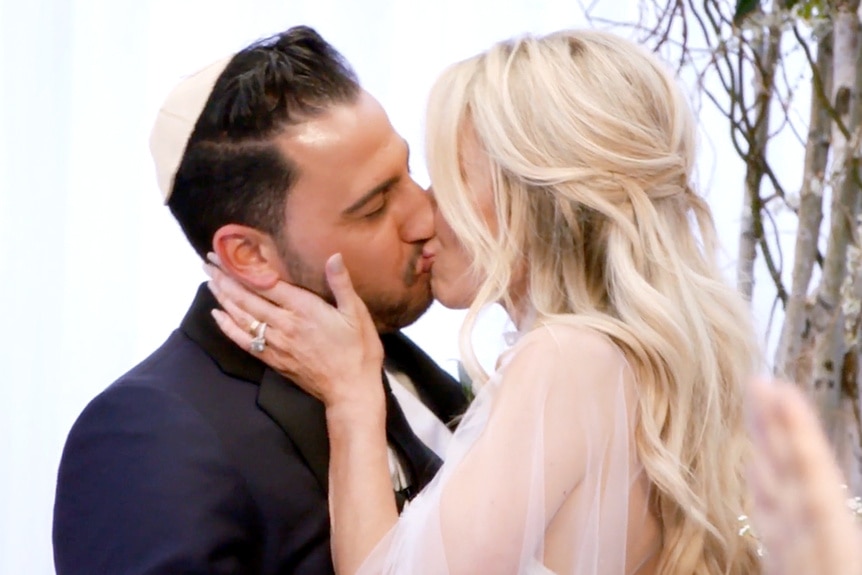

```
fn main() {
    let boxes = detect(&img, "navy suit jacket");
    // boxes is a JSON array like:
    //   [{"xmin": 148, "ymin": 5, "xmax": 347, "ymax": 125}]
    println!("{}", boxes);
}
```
[{"xmin": 53, "ymin": 285, "xmax": 468, "ymax": 574}]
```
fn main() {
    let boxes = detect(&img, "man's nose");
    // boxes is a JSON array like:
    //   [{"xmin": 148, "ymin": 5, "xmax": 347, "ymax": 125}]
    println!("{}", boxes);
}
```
[{"xmin": 398, "ymin": 181, "xmax": 434, "ymax": 243}]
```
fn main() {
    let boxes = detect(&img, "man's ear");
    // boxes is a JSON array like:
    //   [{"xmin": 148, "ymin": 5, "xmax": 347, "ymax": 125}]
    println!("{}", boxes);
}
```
[{"xmin": 211, "ymin": 224, "xmax": 282, "ymax": 289}]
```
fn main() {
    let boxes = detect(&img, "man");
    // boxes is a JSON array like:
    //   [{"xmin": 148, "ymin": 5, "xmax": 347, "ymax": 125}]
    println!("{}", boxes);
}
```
[{"xmin": 53, "ymin": 26, "xmax": 467, "ymax": 574}]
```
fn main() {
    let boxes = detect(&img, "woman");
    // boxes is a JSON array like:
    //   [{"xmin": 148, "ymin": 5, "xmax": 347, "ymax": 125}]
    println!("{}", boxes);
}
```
[{"xmin": 207, "ymin": 30, "xmax": 762, "ymax": 574}]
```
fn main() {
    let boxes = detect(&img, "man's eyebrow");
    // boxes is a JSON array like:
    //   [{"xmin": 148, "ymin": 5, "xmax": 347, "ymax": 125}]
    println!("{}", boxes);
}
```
[{"xmin": 342, "ymin": 176, "xmax": 399, "ymax": 216}]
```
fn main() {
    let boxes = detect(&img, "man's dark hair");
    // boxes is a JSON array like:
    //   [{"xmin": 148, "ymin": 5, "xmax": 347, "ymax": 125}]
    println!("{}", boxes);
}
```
[{"xmin": 168, "ymin": 26, "xmax": 361, "ymax": 258}]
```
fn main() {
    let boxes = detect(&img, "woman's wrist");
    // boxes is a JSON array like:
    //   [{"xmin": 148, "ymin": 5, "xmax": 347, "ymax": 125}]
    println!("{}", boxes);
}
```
[{"xmin": 324, "ymin": 387, "xmax": 386, "ymax": 430}]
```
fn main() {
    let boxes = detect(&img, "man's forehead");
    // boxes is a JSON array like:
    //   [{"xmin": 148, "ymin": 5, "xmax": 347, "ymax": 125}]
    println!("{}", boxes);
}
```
[
  {"xmin": 277, "ymin": 129, "xmax": 407, "ymax": 175},
  {"xmin": 276, "ymin": 118, "xmax": 409, "ymax": 212},
  {"xmin": 288, "ymin": 121, "xmax": 343, "ymax": 148},
  {"xmin": 281, "ymin": 102, "xmax": 368, "ymax": 149},
  {"xmin": 278, "ymin": 102, "xmax": 376, "ymax": 156}
]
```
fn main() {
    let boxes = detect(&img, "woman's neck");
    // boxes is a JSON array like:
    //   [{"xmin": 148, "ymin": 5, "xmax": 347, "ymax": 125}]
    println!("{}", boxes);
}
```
[{"xmin": 503, "ymin": 287, "xmax": 534, "ymax": 332}]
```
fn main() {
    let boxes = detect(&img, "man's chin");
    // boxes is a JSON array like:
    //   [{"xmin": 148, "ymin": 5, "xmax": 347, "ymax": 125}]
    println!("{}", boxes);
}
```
[
  {"xmin": 370, "ymin": 292, "xmax": 434, "ymax": 333},
  {"xmin": 400, "ymin": 297, "xmax": 435, "ymax": 328}
]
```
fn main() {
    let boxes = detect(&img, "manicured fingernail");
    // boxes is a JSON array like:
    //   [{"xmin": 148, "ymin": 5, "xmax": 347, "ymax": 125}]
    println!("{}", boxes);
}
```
[
  {"xmin": 202, "ymin": 262, "xmax": 213, "ymax": 278},
  {"xmin": 328, "ymin": 253, "xmax": 345, "ymax": 274},
  {"xmin": 210, "ymin": 309, "xmax": 225, "ymax": 323},
  {"xmin": 207, "ymin": 252, "xmax": 222, "ymax": 266}
]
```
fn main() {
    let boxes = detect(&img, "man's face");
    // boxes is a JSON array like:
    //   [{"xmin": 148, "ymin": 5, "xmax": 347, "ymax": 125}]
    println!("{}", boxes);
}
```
[{"xmin": 272, "ymin": 91, "xmax": 435, "ymax": 332}]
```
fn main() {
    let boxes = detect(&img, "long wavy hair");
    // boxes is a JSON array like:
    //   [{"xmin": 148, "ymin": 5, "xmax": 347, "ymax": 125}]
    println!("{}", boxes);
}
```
[{"xmin": 425, "ymin": 29, "xmax": 762, "ymax": 574}]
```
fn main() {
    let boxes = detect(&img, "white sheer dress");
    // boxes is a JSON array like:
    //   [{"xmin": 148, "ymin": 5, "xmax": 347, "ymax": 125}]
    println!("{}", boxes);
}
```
[{"xmin": 357, "ymin": 322, "xmax": 662, "ymax": 575}]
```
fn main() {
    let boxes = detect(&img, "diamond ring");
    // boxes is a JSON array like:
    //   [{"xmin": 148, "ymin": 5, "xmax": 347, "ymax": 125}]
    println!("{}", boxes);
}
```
[{"xmin": 250, "ymin": 322, "xmax": 267, "ymax": 353}]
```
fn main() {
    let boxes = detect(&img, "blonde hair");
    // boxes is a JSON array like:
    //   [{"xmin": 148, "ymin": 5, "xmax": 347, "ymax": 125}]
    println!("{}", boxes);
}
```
[{"xmin": 426, "ymin": 30, "xmax": 762, "ymax": 574}]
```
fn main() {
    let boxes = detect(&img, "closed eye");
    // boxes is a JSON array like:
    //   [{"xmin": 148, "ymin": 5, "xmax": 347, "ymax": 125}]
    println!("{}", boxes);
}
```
[
  {"xmin": 343, "ymin": 177, "xmax": 397, "ymax": 218},
  {"xmin": 363, "ymin": 200, "xmax": 387, "ymax": 219}
]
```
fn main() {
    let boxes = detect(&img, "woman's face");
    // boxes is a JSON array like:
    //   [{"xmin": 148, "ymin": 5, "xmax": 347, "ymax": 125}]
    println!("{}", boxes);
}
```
[{"xmin": 423, "ymin": 127, "xmax": 497, "ymax": 309}]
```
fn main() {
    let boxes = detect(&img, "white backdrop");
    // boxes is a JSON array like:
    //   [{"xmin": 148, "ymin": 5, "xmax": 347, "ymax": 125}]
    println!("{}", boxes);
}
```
[{"xmin": 0, "ymin": 1, "xmax": 789, "ymax": 572}]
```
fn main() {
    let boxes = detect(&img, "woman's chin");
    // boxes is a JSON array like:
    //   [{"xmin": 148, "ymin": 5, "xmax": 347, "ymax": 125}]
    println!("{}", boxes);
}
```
[
  {"xmin": 434, "ymin": 297, "xmax": 471, "ymax": 310},
  {"xmin": 430, "ymin": 280, "xmax": 474, "ymax": 310}
]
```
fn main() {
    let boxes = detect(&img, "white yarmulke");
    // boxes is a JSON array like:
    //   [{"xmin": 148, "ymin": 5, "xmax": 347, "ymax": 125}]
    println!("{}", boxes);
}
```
[{"xmin": 149, "ymin": 56, "xmax": 233, "ymax": 202}]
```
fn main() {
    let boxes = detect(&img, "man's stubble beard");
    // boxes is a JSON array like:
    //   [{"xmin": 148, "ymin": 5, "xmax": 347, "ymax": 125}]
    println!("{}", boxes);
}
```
[{"xmin": 276, "ymin": 236, "xmax": 433, "ymax": 334}]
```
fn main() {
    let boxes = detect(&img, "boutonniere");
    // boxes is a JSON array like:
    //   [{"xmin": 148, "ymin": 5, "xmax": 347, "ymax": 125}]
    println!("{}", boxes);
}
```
[{"xmin": 456, "ymin": 361, "xmax": 476, "ymax": 403}]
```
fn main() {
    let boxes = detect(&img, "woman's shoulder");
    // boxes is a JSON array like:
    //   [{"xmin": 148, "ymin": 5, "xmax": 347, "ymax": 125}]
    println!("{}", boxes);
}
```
[
  {"xmin": 499, "ymin": 320, "xmax": 628, "ymax": 389},
  {"xmin": 492, "ymin": 320, "xmax": 635, "ymax": 452},
  {"xmin": 511, "ymin": 321, "xmax": 622, "ymax": 363}
]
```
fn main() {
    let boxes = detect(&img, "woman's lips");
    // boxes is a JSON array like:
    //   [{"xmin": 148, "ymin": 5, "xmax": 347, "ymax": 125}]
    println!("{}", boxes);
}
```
[{"xmin": 417, "ymin": 253, "xmax": 435, "ymax": 274}]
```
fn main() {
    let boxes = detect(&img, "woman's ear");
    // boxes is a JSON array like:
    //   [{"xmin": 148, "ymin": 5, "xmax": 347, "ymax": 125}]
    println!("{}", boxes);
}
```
[{"xmin": 211, "ymin": 224, "xmax": 282, "ymax": 289}]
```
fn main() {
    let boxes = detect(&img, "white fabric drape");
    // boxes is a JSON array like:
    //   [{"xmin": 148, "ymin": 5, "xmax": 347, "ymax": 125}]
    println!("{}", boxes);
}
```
[
  {"xmin": 4, "ymin": 1, "xmax": 792, "ymax": 573},
  {"xmin": 357, "ymin": 323, "xmax": 659, "ymax": 575}
]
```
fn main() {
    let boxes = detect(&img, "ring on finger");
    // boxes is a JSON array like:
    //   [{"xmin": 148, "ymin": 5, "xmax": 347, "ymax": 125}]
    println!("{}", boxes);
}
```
[
  {"xmin": 248, "ymin": 319, "xmax": 262, "ymax": 336},
  {"xmin": 250, "ymin": 322, "xmax": 267, "ymax": 354}
]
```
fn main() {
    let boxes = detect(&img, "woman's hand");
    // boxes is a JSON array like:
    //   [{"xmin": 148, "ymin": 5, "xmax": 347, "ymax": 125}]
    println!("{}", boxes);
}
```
[
  {"xmin": 205, "ymin": 253, "xmax": 384, "ymax": 412},
  {"xmin": 747, "ymin": 378, "xmax": 862, "ymax": 575},
  {"xmin": 208, "ymin": 254, "xmax": 397, "ymax": 572}
]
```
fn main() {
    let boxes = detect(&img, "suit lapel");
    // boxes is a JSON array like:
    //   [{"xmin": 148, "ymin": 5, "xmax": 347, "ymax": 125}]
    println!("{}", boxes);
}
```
[
  {"xmin": 256, "ymin": 334, "xmax": 468, "ymax": 494},
  {"xmin": 257, "ymin": 369, "xmax": 329, "ymax": 491},
  {"xmin": 180, "ymin": 284, "xmax": 331, "ymax": 491},
  {"xmin": 179, "ymin": 283, "xmax": 466, "ymax": 492},
  {"xmin": 180, "ymin": 284, "xmax": 267, "ymax": 382}
]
